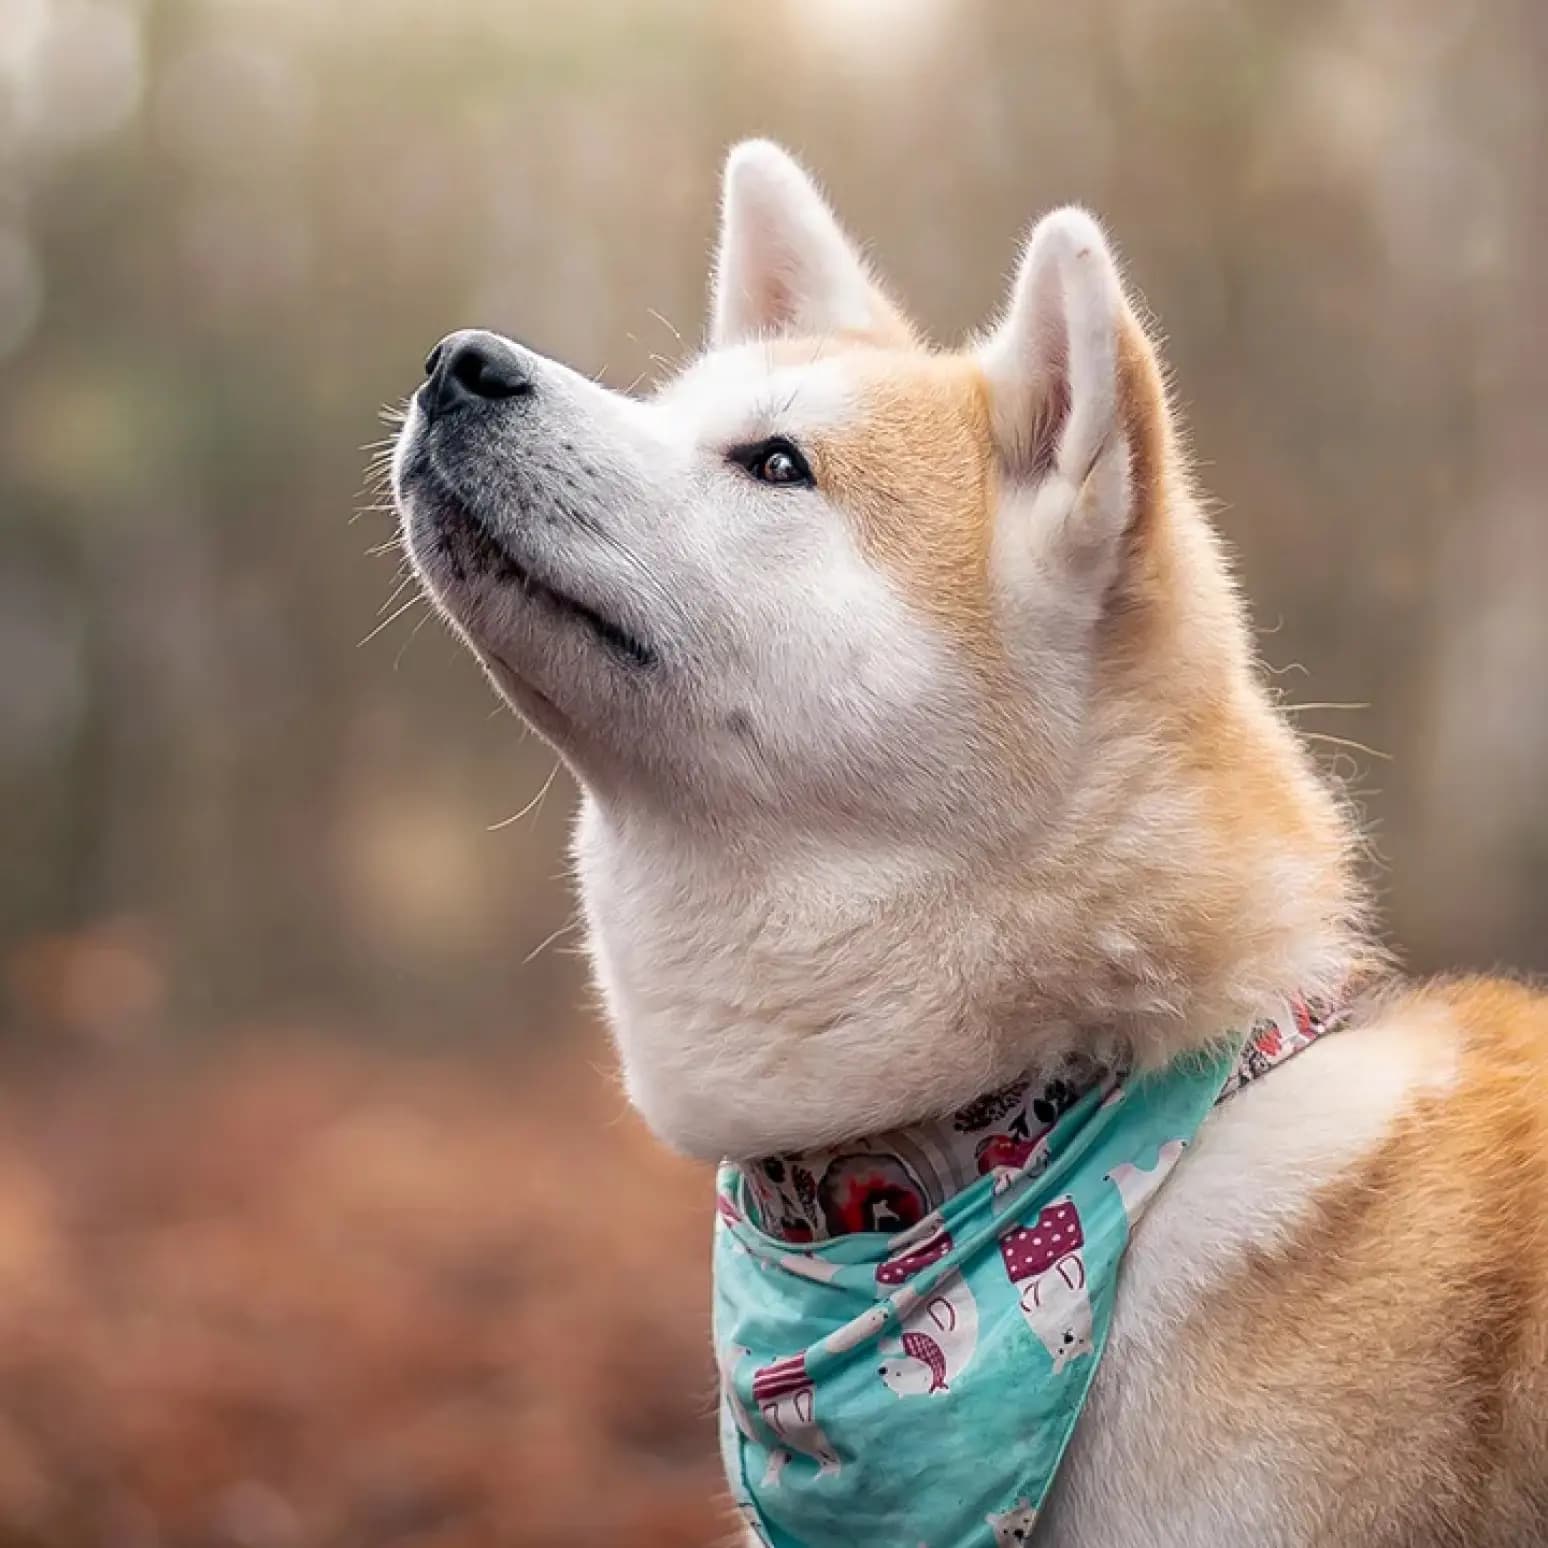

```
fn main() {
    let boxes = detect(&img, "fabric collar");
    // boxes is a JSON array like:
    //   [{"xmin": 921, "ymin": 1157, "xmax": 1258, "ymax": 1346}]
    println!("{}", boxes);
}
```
[
  {"xmin": 741, "ymin": 995, "xmax": 1335, "ymax": 1245},
  {"xmin": 713, "ymin": 997, "xmax": 1337, "ymax": 1548}
]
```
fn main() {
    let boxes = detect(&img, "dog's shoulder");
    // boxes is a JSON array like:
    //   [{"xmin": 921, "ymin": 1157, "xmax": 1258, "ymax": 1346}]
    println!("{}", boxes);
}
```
[{"xmin": 1046, "ymin": 977, "xmax": 1548, "ymax": 1547}]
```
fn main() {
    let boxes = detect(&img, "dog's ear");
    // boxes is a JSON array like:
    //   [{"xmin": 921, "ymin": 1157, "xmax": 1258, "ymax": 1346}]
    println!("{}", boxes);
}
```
[
  {"xmin": 710, "ymin": 140, "xmax": 913, "ymax": 349},
  {"xmin": 977, "ymin": 209, "xmax": 1168, "ymax": 578}
]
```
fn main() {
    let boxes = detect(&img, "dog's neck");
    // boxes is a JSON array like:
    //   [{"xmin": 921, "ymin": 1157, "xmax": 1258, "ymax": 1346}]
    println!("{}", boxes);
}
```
[
  {"xmin": 736, "ymin": 994, "xmax": 1339, "ymax": 1244},
  {"xmin": 565, "ymin": 430, "xmax": 1368, "ymax": 1163},
  {"xmin": 574, "ymin": 675, "xmax": 1365, "ymax": 1163}
]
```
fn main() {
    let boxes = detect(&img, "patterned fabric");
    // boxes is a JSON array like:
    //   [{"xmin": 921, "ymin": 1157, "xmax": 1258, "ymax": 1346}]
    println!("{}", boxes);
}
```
[
  {"xmin": 714, "ymin": 996, "xmax": 1338, "ymax": 1547},
  {"xmin": 743, "ymin": 996, "xmax": 1337, "ymax": 1245},
  {"xmin": 999, "ymin": 1200, "xmax": 1084, "ymax": 1284}
]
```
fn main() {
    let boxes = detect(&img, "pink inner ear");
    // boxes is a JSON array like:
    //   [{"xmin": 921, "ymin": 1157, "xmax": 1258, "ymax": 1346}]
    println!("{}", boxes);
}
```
[{"xmin": 748, "ymin": 269, "xmax": 796, "ymax": 336}]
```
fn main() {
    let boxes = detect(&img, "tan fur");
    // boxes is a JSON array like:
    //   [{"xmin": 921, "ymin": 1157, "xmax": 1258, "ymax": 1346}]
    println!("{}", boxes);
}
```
[
  {"xmin": 767, "ymin": 311, "xmax": 1167, "ymax": 661},
  {"xmin": 783, "ymin": 291, "xmax": 1367, "ymax": 1070},
  {"xmin": 1168, "ymin": 980, "xmax": 1548, "ymax": 1543},
  {"xmin": 776, "ymin": 249, "xmax": 1546, "ymax": 1542},
  {"xmin": 725, "ymin": 212, "xmax": 1547, "ymax": 1537},
  {"xmin": 813, "ymin": 351, "xmax": 999, "ymax": 655}
]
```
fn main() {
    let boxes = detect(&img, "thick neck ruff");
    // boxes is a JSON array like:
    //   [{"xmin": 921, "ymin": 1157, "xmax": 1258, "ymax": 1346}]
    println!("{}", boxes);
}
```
[{"xmin": 713, "ymin": 998, "xmax": 1338, "ymax": 1548}]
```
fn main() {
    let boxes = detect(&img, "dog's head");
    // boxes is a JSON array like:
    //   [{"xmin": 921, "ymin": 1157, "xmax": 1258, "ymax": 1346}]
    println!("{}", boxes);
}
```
[
  {"xmin": 393, "ymin": 141, "xmax": 1164, "ymax": 830},
  {"xmin": 392, "ymin": 142, "xmax": 1354, "ymax": 1158}
]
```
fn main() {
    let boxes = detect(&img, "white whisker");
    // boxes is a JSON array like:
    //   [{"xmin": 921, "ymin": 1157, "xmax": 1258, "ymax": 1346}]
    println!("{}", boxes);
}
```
[
  {"xmin": 357, "ymin": 590, "xmax": 426, "ymax": 647},
  {"xmin": 488, "ymin": 762, "xmax": 562, "ymax": 831}
]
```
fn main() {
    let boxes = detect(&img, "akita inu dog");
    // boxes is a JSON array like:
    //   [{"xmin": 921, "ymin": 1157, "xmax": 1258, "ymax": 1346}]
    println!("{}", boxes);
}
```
[{"xmin": 392, "ymin": 141, "xmax": 1548, "ymax": 1546}]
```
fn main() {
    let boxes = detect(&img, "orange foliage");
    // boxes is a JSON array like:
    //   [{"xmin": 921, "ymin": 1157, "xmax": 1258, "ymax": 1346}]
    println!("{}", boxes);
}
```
[{"xmin": 0, "ymin": 1042, "xmax": 730, "ymax": 1547}]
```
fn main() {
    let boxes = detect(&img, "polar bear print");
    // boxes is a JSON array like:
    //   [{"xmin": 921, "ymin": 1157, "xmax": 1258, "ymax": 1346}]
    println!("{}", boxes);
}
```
[
  {"xmin": 987, "ymin": 1500, "xmax": 1038, "ymax": 1544},
  {"xmin": 999, "ymin": 1197, "xmax": 1093, "ymax": 1373},
  {"xmin": 717, "ymin": 1341, "xmax": 758, "ymax": 1445},
  {"xmin": 873, "ymin": 1223, "xmax": 980, "ymax": 1397},
  {"xmin": 1106, "ymin": 1138, "xmax": 1187, "ymax": 1226},
  {"xmin": 750, "ymin": 1352, "xmax": 841, "ymax": 1478},
  {"xmin": 877, "ymin": 1277, "xmax": 979, "ymax": 1396}
]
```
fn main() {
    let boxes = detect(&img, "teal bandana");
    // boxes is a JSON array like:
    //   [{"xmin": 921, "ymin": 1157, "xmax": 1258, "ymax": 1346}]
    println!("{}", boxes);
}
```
[{"xmin": 713, "ymin": 1001, "xmax": 1333, "ymax": 1547}]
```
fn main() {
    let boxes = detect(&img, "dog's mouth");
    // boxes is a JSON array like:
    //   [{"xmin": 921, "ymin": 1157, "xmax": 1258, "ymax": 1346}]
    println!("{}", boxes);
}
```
[{"xmin": 407, "ymin": 456, "xmax": 657, "ymax": 671}]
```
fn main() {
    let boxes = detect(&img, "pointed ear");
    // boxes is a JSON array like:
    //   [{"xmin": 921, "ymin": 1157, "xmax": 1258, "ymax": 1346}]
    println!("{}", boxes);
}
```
[
  {"xmin": 977, "ymin": 208, "xmax": 1166, "ymax": 560},
  {"xmin": 710, "ymin": 140, "xmax": 913, "ymax": 349}
]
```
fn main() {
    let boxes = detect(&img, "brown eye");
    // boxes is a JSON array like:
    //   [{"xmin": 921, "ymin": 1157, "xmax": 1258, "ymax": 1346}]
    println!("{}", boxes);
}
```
[{"xmin": 731, "ymin": 437, "xmax": 813, "ymax": 487}]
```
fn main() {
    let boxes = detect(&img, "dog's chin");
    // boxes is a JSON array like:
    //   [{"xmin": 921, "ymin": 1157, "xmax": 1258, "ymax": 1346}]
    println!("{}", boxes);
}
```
[{"xmin": 477, "ymin": 648, "xmax": 579, "ymax": 746}]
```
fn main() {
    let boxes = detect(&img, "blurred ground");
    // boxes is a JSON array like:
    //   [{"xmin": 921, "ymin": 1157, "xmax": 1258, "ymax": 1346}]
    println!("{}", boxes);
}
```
[{"xmin": 0, "ymin": 1029, "xmax": 722, "ymax": 1548}]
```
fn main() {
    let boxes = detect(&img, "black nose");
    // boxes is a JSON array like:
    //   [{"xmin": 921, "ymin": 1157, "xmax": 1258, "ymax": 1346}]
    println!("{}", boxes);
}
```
[{"xmin": 420, "ymin": 330, "xmax": 532, "ymax": 419}]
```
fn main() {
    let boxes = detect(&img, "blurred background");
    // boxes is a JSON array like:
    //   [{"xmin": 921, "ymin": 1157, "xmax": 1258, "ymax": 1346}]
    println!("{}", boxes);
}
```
[{"xmin": 1, "ymin": 0, "xmax": 1545, "ymax": 1542}]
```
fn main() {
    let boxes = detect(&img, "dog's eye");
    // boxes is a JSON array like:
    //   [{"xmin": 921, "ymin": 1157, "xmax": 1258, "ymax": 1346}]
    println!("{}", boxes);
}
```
[{"xmin": 730, "ymin": 438, "xmax": 813, "ymax": 488}]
